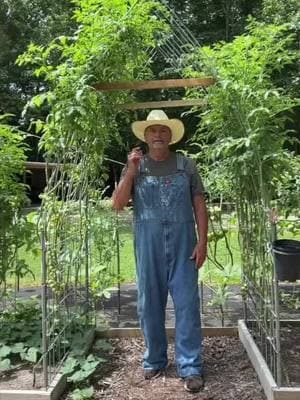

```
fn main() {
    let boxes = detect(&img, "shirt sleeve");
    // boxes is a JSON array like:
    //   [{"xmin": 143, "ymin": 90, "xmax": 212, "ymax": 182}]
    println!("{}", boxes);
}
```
[{"xmin": 185, "ymin": 158, "xmax": 205, "ymax": 196}]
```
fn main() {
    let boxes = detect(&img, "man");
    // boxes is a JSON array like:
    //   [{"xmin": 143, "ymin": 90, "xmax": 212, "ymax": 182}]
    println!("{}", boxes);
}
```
[{"xmin": 112, "ymin": 110, "xmax": 208, "ymax": 393}]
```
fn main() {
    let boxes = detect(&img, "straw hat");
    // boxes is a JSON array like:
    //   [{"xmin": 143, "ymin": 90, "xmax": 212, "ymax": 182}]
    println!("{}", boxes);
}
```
[{"xmin": 131, "ymin": 110, "xmax": 185, "ymax": 144}]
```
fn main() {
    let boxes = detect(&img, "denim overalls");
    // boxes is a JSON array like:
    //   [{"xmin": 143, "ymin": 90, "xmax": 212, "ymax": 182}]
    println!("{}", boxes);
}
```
[{"xmin": 133, "ymin": 154, "xmax": 202, "ymax": 378}]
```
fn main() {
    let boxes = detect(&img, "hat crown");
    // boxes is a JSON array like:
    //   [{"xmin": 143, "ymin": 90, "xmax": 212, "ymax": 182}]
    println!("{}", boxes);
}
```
[
  {"xmin": 146, "ymin": 110, "xmax": 169, "ymax": 122},
  {"xmin": 131, "ymin": 109, "xmax": 184, "ymax": 144}
]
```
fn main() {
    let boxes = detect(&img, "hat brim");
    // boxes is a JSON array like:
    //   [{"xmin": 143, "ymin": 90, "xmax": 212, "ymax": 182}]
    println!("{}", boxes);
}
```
[{"xmin": 131, "ymin": 119, "xmax": 185, "ymax": 145}]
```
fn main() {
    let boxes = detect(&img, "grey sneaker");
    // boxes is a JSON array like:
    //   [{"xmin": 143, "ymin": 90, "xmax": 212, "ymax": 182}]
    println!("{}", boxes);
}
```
[
  {"xmin": 144, "ymin": 369, "xmax": 162, "ymax": 380},
  {"xmin": 183, "ymin": 375, "xmax": 204, "ymax": 392}
]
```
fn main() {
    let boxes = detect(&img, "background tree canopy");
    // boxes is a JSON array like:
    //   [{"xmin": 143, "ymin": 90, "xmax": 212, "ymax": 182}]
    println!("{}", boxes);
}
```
[{"xmin": 0, "ymin": 0, "xmax": 299, "ymax": 185}]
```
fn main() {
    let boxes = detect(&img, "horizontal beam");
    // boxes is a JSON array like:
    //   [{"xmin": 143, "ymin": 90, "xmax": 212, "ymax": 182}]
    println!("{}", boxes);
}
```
[
  {"xmin": 96, "ymin": 326, "xmax": 238, "ymax": 339},
  {"xmin": 94, "ymin": 77, "xmax": 215, "ymax": 91},
  {"xmin": 118, "ymin": 99, "xmax": 206, "ymax": 110},
  {"xmin": 25, "ymin": 162, "xmax": 59, "ymax": 170}
]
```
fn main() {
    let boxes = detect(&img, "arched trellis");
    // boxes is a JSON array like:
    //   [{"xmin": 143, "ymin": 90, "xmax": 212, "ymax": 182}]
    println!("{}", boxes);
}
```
[
  {"xmin": 24, "ymin": 73, "xmax": 299, "ymax": 397},
  {"xmin": 30, "ymin": 75, "xmax": 215, "ymax": 389},
  {"xmin": 94, "ymin": 75, "xmax": 300, "ymax": 394}
]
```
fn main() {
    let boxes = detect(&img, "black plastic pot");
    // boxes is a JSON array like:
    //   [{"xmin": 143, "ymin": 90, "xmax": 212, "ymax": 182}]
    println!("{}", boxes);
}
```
[{"xmin": 272, "ymin": 239, "xmax": 300, "ymax": 281}]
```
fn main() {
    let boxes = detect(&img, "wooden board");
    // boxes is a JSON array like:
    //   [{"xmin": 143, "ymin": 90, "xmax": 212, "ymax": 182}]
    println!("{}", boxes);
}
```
[
  {"xmin": 238, "ymin": 320, "xmax": 276, "ymax": 400},
  {"xmin": 93, "ymin": 77, "xmax": 215, "ymax": 91},
  {"xmin": 118, "ymin": 99, "xmax": 206, "ymax": 110},
  {"xmin": 25, "ymin": 162, "xmax": 59, "ymax": 170},
  {"xmin": 273, "ymin": 388, "xmax": 300, "ymax": 400},
  {"xmin": 96, "ymin": 326, "xmax": 238, "ymax": 339}
]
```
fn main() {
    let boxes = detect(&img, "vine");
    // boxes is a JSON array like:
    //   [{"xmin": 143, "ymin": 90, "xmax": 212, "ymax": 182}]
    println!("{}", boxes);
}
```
[{"xmin": 185, "ymin": 21, "xmax": 299, "ymax": 290}]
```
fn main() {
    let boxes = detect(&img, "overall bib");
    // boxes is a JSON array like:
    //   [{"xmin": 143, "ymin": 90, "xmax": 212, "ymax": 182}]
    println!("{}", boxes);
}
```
[{"xmin": 133, "ymin": 154, "xmax": 202, "ymax": 378}]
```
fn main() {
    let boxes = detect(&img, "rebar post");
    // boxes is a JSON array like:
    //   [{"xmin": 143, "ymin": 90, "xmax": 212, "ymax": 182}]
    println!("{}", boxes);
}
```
[{"xmin": 41, "ymin": 231, "xmax": 48, "ymax": 389}]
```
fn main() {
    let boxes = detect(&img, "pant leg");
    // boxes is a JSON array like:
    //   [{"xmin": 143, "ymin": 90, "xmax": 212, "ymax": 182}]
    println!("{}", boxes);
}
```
[
  {"xmin": 168, "ymin": 222, "xmax": 203, "ymax": 378},
  {"xmin": 135, "ymin": 222, "xmax": 169, "ymax": 370}
]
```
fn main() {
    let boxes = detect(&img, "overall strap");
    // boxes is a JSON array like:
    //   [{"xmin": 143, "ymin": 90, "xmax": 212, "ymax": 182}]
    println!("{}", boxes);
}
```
[
  {"xmin": 176, "ymin": 153, "xmax": 185, "ymax": 172},
  {"xmin": 138, "ymin": 156, "xmax": 147, "ymax": 175}
]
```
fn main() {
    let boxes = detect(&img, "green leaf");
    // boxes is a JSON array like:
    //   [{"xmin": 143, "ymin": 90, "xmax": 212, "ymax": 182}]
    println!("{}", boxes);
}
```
[
  {"xmin": 71, "ymin": 386, "xmax": 94, "ymax": 400},
  {"xmin": 0, "ymin": 345, "xmax": 11, "ymax": 358},
  {"xmin": 93, "ymin": 339, "xmax": 112, "ymax": 351},
  {"xmin": 0, "ymin": 358, "xmax": 11, "ymax": 371},
  {"xmin": 11, "ymin": 342, "xmax": 25, "ymax": 354},
  {"xmin": 22, "ymin": 347, "xmax": 39, "ymax": 363},
  {"xmin": 62, "ymin": 357, "xmax": 79, "ymax": 375},
  {"xmin": 68, "ymin": 369, "xmax": 90, "ymax": 383}
]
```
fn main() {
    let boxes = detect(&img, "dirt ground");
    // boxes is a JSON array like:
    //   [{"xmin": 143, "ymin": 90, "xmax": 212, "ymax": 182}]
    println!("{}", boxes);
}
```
[
  {"xmin": 281, "ymin": 325, "xmax": 300, "ymax": 386},
  {"xmin": 85, "ymin": 336, "xmax": 266, "ymax": 400},
  {"xmin": 1, "ymin": 329, "xmax": 299, "ymax": 398}
]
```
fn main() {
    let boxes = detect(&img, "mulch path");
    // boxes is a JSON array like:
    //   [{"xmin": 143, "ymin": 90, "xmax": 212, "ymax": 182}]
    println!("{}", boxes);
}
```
[
  {"xmin": 85, "ymin": 336, "xmax": 266, "ymax": 400},
  {"xmin": 2, "ymin": 328, "xmax": 299, "ymax": 398}
]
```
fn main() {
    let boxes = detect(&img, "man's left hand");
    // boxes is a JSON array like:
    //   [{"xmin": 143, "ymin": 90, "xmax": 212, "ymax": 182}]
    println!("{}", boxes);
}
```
[{"xmin": 190, "ymin": 242, "xmax": 207, "ymax": 269}]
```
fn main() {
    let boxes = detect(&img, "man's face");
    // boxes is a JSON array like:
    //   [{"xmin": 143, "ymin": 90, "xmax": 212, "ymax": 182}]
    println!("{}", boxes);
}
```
[{"xmin": 144, "ymin": 124, "xmax": 172, "ymax": 150}]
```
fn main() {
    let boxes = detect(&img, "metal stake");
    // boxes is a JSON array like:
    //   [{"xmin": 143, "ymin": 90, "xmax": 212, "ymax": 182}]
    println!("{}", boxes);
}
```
[{"xmin": 41, "ymin": 231, "xmax": 48, "ymax": 389}]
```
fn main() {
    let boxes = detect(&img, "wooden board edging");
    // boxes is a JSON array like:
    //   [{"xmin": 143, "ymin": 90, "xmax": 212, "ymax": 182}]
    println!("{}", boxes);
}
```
[
  {"xmin": 273, "ymin": 388, "xmax": 300, "ymax": 400},
  {"xmin": 0, "ymin": 374, "xmax": 65, "ymax": 400},
  {"xmin": 96, "ymin": 326, "xmax": 238, "ymax": 339},
  {"xmin": 0, "ymin": 329, "xmax": 95, "ymax": 400},
  {"xmin": 238, "ymin": 319, "xmax": 276, "ymax": 400}
]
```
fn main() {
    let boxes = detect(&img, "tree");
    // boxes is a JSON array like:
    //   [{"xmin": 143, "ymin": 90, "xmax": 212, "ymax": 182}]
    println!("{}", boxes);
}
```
[{"xmin": 0, "ymin": 0, "xmax": 74, "ymax": 121}]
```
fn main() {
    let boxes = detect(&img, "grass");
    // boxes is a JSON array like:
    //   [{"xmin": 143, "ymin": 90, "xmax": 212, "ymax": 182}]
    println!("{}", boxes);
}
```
[
  {"xmin": 17, "ymin": 246, "xmax": 41, "ymax": 287},
  {"xmin": 6, "ymin": 209, "xmax": 300, "ymax": 289},
  {"xmin": 117, "ymin": 229, "xmax": 242, "ymax": 285}
]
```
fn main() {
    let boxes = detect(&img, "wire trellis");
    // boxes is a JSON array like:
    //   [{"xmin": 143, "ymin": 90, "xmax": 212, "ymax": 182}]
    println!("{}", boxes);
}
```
[
  {"xmin": 32, "ymin": 160, "xmax": 94, "ymax": 388},
  {"xmin": 241, "ymin": 205, "xmax": 282, "ymax": 386}
]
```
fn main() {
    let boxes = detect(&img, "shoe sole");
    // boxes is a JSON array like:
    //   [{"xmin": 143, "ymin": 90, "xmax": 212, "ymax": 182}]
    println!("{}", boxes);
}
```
[
  {"xmin": 184, "ymin": 377, "xmax": 204, "ymax": 393},
  {"xmin": 144, "ymin": 370, "xmax": 163, "ymax": 380}
]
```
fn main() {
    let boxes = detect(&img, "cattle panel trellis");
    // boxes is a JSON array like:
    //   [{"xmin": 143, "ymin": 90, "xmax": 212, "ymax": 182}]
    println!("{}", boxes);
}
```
[
  {"xmin": 29, "ymin": 158, "xmax": 119, "ymax": 389},
  {"xmin": 242, "ymin": 212, "xmax": 300, "ymax": 389},
  {"xmin": 33, "ymin": 162, "xmax": 93, "ymax": 388}
]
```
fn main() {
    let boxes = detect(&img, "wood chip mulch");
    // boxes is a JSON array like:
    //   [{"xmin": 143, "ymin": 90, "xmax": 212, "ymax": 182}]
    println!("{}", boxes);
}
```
[{"xmin": 88, "ymin": 336, "xmax": 266, "ymax": 400}]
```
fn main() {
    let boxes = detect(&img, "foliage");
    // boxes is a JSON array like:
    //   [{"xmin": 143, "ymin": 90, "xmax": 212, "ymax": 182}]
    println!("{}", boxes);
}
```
[
  {"xmin": 185, "ymin": 21, "xmax": 300, "ymax": 288},
  {"xmin": 17, "ymin": 0, "xmax": 168, "ymax": 164},
  {"xmin": 16, "ymin": 0, "xmax": 169, "ymax": 295},
  {"xmin": 272, "ymin": 155, "xmax": 300, "ymax": 215},
  {"xmin": 71, "ymin": 386, "xmax": 94, "ymax": 400},
  {"xmin": 0, "ymin": 298, "xmax": 42, "ymax": 371},
  {"xmin": 12, "ymin": 2, "xmax": 170, "ymax": 385},
  {"xmin": 0, "ymin": 116, "xmax": 37, "ymax": 296},
  {"xmin": 0, "ymin": 295, "xmax": 98, "ymax": 381},
  {"xmin": 260, "ymin": 0, "xmax": 300, "ymax": 25},
  {"xmin": 89, "ymin": 206, "xmax": 119, "ymax": 299},
  {"xmin": 62, "ymin": 338, "xmax": 112, "ymax": 399},
  {"xmin": 258, "ymin": 0, "xmax": 300, "ymax": 98},
  {"xmin": 205, "ymin": 203, "xmax": 237, "ymax": 325},
  {"xmin": 164, "ymin": 0, "xmax": 263, "ymax": 44},
  {"xmin": 0, "ymin": 0, "xmax": 75, "ymax": 124},
  {"xmin": 63, "ymin": 353, "xmax": 105, "ymax": 383},
  {"xmin": 206, "ymin": 265, "xmax": 235, "ymax": 327}
]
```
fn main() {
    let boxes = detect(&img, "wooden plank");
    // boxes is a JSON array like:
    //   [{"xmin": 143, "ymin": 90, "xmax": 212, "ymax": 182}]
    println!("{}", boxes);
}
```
[
  {"xmin": 118, "ymin": 99, "xmax": 206, "ymax": 110},
  {"xmin": 0, "ymin": 390, "xmax": 49, "ymax": 400},
  {"xmin": 49, "ymin": 374, "xmax": 66, "ymax": 400},
  {"xmin": 273, "ymin": 388, "xmax": 300, "ymax": 400},
  {"xmin": 96, "ymin": 326, "xmax": 238, "ymax": 339},
  {"xmin": 0, "ymin": 374, "xmax": 66, "ymax": 400},
  {"xmin": 25, "ymin": 162, "xmax": 59, "ymax": 170},
  {"xmin": 238, "ymin": 320, "xmax": 276, "ymax": 400},
  {"xmin": 93, "ymin": 77, "xmax": 215, "ymax": 91}
]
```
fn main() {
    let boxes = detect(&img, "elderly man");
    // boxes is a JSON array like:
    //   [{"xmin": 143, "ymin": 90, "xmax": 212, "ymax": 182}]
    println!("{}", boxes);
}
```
[{"xmin": 112, "ymin": 110, "xmax": 208, "ymax": 393}]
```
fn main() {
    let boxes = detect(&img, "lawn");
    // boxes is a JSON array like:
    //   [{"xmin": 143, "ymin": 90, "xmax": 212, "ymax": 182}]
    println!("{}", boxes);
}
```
[{"xmin": 11, "ymin": 209, "xmax": 300, "ymax": 288}]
